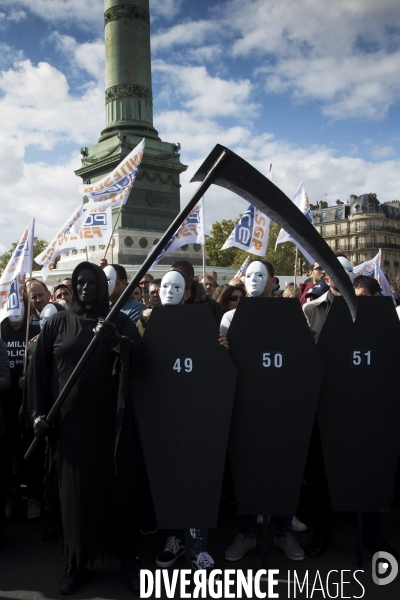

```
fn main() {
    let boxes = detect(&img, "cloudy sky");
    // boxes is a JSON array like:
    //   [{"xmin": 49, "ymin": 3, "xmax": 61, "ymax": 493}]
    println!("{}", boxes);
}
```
[{"xmin": 1, "ymin": 0, "xmax": 400, "ymax": 252}]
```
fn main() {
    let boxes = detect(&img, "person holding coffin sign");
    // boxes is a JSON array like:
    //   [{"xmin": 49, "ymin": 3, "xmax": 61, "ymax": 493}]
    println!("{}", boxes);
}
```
[
  {"xmin": 29, "ymin": 262, "xmax": 145, "ymax": 595},
  {"xmin": 303, "ymin": 259, "xmax": 398, "ymax": 560},
  {"xmin": 221, "ymin": 260, "xmax": 307, "ymax": 563},
  {"xmin": 135, "ymin": 269, "xmax": 233, "ymax": 578}
]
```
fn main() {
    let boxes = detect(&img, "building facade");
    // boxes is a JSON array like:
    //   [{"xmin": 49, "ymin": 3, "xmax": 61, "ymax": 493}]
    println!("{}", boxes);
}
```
[{"xmin": 311, "ymin": 193, "xmax": 400, "ymax": 280}]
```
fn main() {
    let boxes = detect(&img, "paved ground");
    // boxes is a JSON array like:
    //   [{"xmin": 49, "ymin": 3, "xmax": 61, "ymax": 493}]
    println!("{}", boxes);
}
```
[{"xmin": 1, "ymin": 483, "xmax": 400, "ymax": 600}]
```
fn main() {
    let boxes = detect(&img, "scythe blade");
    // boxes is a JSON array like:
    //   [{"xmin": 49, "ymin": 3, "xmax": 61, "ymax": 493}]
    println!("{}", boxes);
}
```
[{"xmin": 191, "ymin": 144, "xmax": 357, "ymax": 321}]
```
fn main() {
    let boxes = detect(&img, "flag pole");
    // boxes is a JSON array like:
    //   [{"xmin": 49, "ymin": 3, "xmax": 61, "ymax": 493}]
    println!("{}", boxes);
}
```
[
  {"xmin": 201, "ymin": 196, "xmax": 206, "ymax": 285},
  {"xmin": 85, "ymin": 247, "xmax": 89, "ymax": 262},
  {"xmin": 104, "ymin": 205, "xmax": 123, "ymax": 260},
  {"xmin": 23, "ymin": 274, "xmax": 32, "ymax": 374},
  {"xmin": 294, "ymin": 247, "xmax": 298, "ymax": 288}
]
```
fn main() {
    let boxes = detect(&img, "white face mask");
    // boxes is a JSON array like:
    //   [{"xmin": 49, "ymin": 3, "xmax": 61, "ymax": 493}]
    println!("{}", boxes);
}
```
[
  {"xmin": 9, "ymin": 303, "xmax": 25, "ymax": 324},
  {"xmin": 40, "ymin": 303, "xmax": 58, "ymax": 329},
  {"xmin": 104, "ymin": 266, "xmax": 117, "ymax": 296},
  {"xmin": 245, "ymin": 261, "xmax": 268, "ymax": 297},
  {"xmin": 160, "ymin": 271, "xmax": 186, "ymax": 306},
  {"xmin": 337, "ymin": 257, "xmax": 355, "ymax": 284}
]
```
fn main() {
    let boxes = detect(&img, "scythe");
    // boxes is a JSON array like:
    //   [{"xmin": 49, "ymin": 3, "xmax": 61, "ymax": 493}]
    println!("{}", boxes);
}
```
[{"xmin": 191, "ymin": 144, "xmax": 357, "ymax": 321}]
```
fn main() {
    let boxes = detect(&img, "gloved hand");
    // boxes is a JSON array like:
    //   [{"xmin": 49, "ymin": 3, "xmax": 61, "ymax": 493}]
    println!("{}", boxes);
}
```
[
  {"xmin": 93, "ymin": 318, "xmax": 121, "ymax": 348},
  {"xmin": 33, "ymin": 416, "xmax": 53, "ymax": 440}
]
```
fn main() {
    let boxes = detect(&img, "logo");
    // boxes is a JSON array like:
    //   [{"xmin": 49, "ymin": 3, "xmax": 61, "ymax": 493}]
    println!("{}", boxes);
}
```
[{"xmin": 372, "ymin": 551, "xmax": 398, "ymax": 586}]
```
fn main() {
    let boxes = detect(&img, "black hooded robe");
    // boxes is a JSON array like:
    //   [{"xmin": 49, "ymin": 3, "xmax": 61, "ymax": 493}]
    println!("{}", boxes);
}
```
[{"xmin": 29, "ymin": 263, "xmax": 145, "ymax": 568}]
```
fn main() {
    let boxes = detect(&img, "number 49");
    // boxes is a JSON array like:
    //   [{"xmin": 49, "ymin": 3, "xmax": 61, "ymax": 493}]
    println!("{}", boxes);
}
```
[{"xmin": 173, "ymin": 358, "xmax": 193, "ymax": 373}]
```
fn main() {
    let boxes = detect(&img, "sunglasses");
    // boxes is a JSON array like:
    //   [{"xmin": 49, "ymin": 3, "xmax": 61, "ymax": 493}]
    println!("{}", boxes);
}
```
[{"xmin": 229, "ymin": 295, "xmax": 241, "ymax": 302}]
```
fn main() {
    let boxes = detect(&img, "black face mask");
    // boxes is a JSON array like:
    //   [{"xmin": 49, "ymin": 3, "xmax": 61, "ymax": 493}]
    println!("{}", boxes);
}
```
[
  {"xmin": 76, "ymin": 268, "xmax": 98, "ymax": 305},
  {"xmin": 70, "ymin": 262, "xmax": 109, "ymax": 319}
]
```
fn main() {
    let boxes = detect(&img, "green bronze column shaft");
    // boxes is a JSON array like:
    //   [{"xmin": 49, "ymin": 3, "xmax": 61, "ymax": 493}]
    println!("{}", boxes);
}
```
[{"xmin": 100, "ymin": 0, "xmax": 159, "ymax": 141}]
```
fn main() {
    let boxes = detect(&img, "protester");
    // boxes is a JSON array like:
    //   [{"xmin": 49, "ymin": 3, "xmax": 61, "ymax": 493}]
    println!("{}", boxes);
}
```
[
  {"xmin": 228, "ymin": 277, "xmax": 245, "ymax": 288},
  {"xmin": 26, "ymin": 279, "xmax": 51, "ymax": 323},
  {"xmin": 353, "ymin": 275, "xmax": 381, "ymax": 296},
  {"xmin": 299, "ymin": 262, "xmax": 325, "ymax": 305},
  {"xmin": 272, "ymin": 276, "xmax": 283, "ymax": 297},
  {"xmin": 217, "ymin": 285, "xmax": 245, "ymax": 314},
  {"xmin": 282, "ymin": 283, "xmax": 301, "ymax": 299},
  {"xmin": 102, "ymin": 263, "xmax": 146, "ymax": 324},
  {"xmin": 137, "ymin": 269, "xmax": 227, "ymax": 577},
  {"xmin": 52, "ymin": 284, "xmax": 72, "ymax": 307},
  {"xmin": 221, "ymin": 260, "xmax": 305, "ymax": 562},
  {"xmin": 29, "ymin": 262, "xmax": 146, "ymax": 595},
  {"xmin": 139, "ymin": 273, "xmax": 154, "ymax": 306},
  {"xmin": 132, "ymin": 285, "xmax": 142, "ymax": 303},
  {"xmin": 1, "ymin": 297, "xmax": 41, "ymax": 520},
  {"xmin": 212, "ymin": 284, "xmax": 229, "ymax": 303},
  {"xmin": 200, "ymin": 274, "xmax": 218, "ymax": 298},
  {"xmin": 148, "ymin": 279, "xmax": 162, "ymax": 307},
  {"xmin": 171, "ymin": 261, "xmax": 223, "ymax": 325},
  {"xmin": 0, "ymin": 340, "xmax": 11, "ymax": 543}
]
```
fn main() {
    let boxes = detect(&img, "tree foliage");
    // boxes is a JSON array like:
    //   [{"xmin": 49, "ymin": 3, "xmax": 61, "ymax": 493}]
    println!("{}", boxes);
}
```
[
  {"xmin": 0, "ymin": 237, "xmax": 49, "ymax": 273},
  {"xmin": 206, "ymin": 217, "xmax": 311, "ymax": 275}
]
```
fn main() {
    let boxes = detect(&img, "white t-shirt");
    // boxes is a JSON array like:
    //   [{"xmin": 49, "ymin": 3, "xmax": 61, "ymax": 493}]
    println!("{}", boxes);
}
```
[{"xmin": 220, "ymin": 308, "xmax": 236, "ymax": 336}]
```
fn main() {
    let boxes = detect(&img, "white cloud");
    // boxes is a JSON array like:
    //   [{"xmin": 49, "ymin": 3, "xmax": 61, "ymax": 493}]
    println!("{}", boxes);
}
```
[
  {"xmin": 152, "ymin": 20, "xmax": 223, "ymax": 52},
  {"xmin": 369, "ymin": 145, "xmax": 395, "ymax": 159},
  {"xmin": 153, "ymin": 61, "xmax": 259, "ymax": 119},
  {"xmin": 150, "ymin": 0, "xmax": 184, "ymax": 21},
  {"xmin": 218, "ymin": 0, "xmax": 400, "ymax": 120},
  {"xmin": 50, "ymin": 32, "xmax": 105, "ymax": 82},
  {"xmin": 1, "ymin": 0, "xmax": 102, "ymax": 30},
  {"xmin": 0, "ymin": 59, "xmax": 103, "ymax": 150}
]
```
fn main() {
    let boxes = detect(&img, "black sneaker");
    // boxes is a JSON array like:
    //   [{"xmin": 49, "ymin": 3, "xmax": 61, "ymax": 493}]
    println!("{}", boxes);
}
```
[
  {"xmin": 156, "ymin": 536, "xmax": 185, "ymax": 567},
  {"xmin": 191, "ymin": 552, "xmax": 221, "ymax": 581},
  {"xmin": 121, "ymin": 557, "xmax": 141, "ymax": 596},
  {"xmin": 58, "ymin": 561, "xmax": 86, "ymax": 595}
]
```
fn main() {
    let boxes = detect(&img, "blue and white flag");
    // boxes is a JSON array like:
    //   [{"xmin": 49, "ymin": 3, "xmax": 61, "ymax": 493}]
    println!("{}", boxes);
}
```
[
  {"xmin": 78, "ymin": 138, "xmax": 145, "ymax": 207},
  {"xmin": 150, "ymin": 198, "xmax": 205, "ymax": 269},
  {"xmin": 275, "ymin": 182, "xmax": 315, "ymax": 265},
  {"xmin": 221, "ymin": 204, "xmax": 270, "ymax": 256},
  {"xmin": 353, "ymin": 249, "xmax": 392, "ymax": 298},
  {"xmin": 0, "ymin": 219, "xmax": 35, "ymax": 322},
  {"xmin": 235, "ymin": 256, "xmax": 250, "ymax": 278}
]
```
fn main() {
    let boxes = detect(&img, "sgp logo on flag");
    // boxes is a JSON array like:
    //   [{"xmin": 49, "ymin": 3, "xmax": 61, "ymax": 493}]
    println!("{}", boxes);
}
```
[
  {"xmin": 222, "ymin": 204, "xmax": 270, "ymax": 256},
  {"xmin": 372, "ymin": 551, "xmax": 398, "ymax": 585}
]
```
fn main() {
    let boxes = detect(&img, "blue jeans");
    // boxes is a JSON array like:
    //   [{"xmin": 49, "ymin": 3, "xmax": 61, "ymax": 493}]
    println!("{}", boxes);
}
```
[
  {"xmin": 170, "ymin": 528, "xmax": 208, "ymax": 555},
  {"xmin": 237, "ymin": 513, "xmax": 292, "ymax": 537}
]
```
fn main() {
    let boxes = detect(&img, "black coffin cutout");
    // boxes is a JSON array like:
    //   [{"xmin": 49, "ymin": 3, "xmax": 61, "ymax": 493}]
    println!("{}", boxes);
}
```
[
  {"xmin": 134, "ymin": 304, "xmax": 237, "ymax": 529},
  {"xmin": 227, "ymin": 298, "xmax": 323, "ymax": 516},
  {"xmin": 317, "ymin": 296, "xmax": 400, "ymax": 512}
]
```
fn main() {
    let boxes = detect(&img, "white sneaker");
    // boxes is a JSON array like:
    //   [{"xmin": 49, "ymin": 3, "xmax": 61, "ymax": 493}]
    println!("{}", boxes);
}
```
[
  {"xmin": 5, "ymin": 498, "xmax": 12, "ymax": 519},
  {"xmin": 274, "ymin": 532, "xmax": 305, "ymax": 561},
  {"xmin": 292, "ymin": 516, "xmax": 307, "ymax": 532},
  {"xmin": 225, "ymin": 533, "xmax": 257, "ymax": 561},
  {"xmin": 192, "ymin": 552, "xmax": 221, "ymax": 580},
  {"xmin": 27, "ymin": 498, "xmax": 41, "ymax": 519}
]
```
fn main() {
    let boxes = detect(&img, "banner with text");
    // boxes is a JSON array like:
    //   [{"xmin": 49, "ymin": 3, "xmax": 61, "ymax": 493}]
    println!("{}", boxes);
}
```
[
  {"xmin": 0, "ymin": 219, "xmax": 35, "ymax": 322},
  {"xmin": 35, "ymin": 204, "xmax": 112, "ymax": 280},
  {"xmin": 150, "ymin": 198, "xmax": 205, "ymax": 268},
  {"xmin": 79, "ymin": 138, "xmax": 145, "ymax": 207},
  {"xmin": 221, "ymin": 204, "xmax": 270, "ymax": 256}
]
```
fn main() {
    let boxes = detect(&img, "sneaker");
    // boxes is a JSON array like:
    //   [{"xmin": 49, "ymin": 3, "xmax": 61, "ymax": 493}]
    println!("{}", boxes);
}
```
[
  {"xmin": 5, "ymin": 498, "xmax": 12, "ymax": 519},
  {"xmin": 274, "ymin": 532, "xmax": 305, "ymax": 561},
  {"xmin": 156, "ymin": 536, "xmax": 185, "ymax": 567},
  {"xmin": 292, "ymin": 516, "xmax": 307, "ymax": 532},
  {"xmin": 192, "ymin": 552, "xmax": 221, "ymax": 580},
  {"xmin": 225, "ymin": 533, "xmax": 257, "ymax": 561},
  {"xmin": 27, "ymin": 498, "xmax": 41, "ymax": 519}
]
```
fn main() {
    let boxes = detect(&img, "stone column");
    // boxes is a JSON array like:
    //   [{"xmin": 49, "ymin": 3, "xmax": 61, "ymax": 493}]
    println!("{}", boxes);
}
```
[{"xmin": 101, "ymin": 0, "xmax": 159, "ymax": 141}]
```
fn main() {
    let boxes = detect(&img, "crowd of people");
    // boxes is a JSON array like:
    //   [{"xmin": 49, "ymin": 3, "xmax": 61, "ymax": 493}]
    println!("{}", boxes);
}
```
[{"xmin": 0, "ymin": 256, "xmax": 399, "ymax": 596}]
